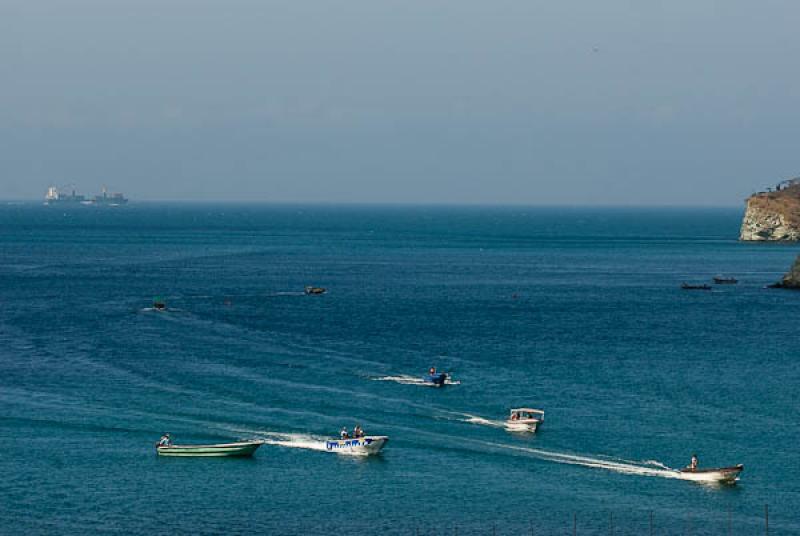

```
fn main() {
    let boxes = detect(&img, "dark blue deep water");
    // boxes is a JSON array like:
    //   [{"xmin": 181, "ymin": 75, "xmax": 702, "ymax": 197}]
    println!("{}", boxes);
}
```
[{"xmin": 1, "ymin": 204, "xmax": 798, "ymax": 535}]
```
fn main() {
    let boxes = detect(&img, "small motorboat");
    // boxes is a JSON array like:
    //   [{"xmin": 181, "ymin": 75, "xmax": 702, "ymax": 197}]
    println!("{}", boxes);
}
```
[
  {"xmin": 505, "ymin": 408, "xmax": 545, "ymax": 433},
  {"xmin": 156, "ymin": 440, "xmax": 263, "ymax": 457},
  {"xmin": 325, "ymin": 435, "xmax": 388, "ymax": 455},
  {"xmin": 424, "ymin": 367, "xmax": 451, "ymax": 387},
  {"xmin": 305, "ymin": 286, "xmax": 327, "ymax": 295},
  {"xmin": 676, "ymin": 464, "xmax": 743, "ymax": 484},
  {"xmin": 713, "ymin": 276, "xmax": 738, "ymax": 285},
  {"xmin": 425, "ymin": 371, "xmax": 449, "ymax": 386},
  {"xmin": 681, "ymin": 283, "xmax": 712, "ymax": 291},
  {"xmin": 152, "ymin": 297, "xmax": 167, "ymax": 310}
]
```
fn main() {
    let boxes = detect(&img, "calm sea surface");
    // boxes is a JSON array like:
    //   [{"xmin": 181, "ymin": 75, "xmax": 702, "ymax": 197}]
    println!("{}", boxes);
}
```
[{"xmin": 0, "ymin": 204, "xmax": 798, "ymax": 535}]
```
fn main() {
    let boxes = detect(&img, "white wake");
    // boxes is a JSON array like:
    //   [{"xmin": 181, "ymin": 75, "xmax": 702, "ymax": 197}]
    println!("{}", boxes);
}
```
[
  {"xmin": 373, "ymin": 374, "xmax": 461, "ymax": 387},
  {"xmin": 258, "ymin": 432, "xmax": 331, "ymax": 452},
  {"xmin": 482, "ymin": 441, "xmax": 682, "ymax": 479}
]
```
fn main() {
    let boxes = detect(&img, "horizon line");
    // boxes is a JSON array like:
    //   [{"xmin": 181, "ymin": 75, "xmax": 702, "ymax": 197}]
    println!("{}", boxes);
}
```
[{"xmin": 0, "ymin": 198, "xmax": 744, "ymax": 209}]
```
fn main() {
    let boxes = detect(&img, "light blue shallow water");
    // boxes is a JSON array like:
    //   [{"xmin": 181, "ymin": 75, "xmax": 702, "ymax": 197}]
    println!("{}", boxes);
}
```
[{"xmin": 0, "ymin": 204, "xmax": 798, "ymax": 535}]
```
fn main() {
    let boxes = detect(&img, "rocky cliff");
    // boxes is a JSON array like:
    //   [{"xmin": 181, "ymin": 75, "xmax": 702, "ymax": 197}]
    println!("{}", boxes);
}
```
[
  {"xmin": 740, "ymin": 180, "xmax": 800, "ymax": 241},
  {"xmin": 769, "ymin": 254, "xmax": 800, "ymax": 289}
]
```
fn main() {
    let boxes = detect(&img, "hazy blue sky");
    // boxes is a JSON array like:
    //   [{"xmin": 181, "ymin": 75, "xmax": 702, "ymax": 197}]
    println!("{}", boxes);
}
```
[{"xmin": 1, "ymin": 0, "xmax": 799, "ymax": 205}]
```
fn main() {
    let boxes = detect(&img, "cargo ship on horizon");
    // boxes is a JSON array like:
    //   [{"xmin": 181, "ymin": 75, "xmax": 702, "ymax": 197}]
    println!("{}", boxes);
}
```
[{"xmin": 44, "ymin": 186, "xmax": 128, "ymax": 206}]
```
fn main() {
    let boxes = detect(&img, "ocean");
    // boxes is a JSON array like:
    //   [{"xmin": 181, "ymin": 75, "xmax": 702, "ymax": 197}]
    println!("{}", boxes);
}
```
[{"xmin": 0, "ymin": 203, "xmax": 797, "ymax": 535}]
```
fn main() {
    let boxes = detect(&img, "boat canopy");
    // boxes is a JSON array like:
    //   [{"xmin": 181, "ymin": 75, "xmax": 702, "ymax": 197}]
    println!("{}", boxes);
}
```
[{"xmin": 510, "ymin": 408, "xmax": 545, "ymax": 419}]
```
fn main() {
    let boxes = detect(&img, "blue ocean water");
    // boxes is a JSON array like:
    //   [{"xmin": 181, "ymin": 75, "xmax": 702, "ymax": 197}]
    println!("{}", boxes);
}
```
[{"xmin": 0, "ymin": 204, "xmax": 798, "ymax": 535}]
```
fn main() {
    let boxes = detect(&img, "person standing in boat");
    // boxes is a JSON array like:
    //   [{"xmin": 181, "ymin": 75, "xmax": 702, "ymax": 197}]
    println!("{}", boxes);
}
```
[
  {"xmin": 340, "ymin": 427, "xmax": 349, "ymax": 440},
  {"xmin": 353, "ymin": 425, "xmax": 364, "ymax": 438},
  {"xmin": 157, "ymin": 433, "xmax": 172, "ymax": 447},
  {"xmin": 690, "ymin": 454, "xmax": 698, "ymax": 471}
]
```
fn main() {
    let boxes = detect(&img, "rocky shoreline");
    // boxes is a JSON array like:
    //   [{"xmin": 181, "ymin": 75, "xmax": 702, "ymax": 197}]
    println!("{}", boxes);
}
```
[
  {"xmin": 740, "ymin": 179, "xmax": 800, "ymax": 241},
  {"xmin": 768, "ymin": 254, "xmax": 800, "ymax": 289}
]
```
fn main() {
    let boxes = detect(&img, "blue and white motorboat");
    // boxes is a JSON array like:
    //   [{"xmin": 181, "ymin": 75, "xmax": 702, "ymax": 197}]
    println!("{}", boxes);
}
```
[
  {"xmin": 325, "ymin": 436, "xmax": 388, "ymax": 455},
  {"xmin": 424, "ymin": 367, "xmax": 451, "ymax": 387},
  {"xmin": 425, "ymin": 372, "xmax": 449, "ymax": 386}
]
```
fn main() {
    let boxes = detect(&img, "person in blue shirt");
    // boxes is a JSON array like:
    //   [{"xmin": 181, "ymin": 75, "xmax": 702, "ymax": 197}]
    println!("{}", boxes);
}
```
[{"xmin": 157, "ymin": 433, "xmax": 172, "ymax": 447}]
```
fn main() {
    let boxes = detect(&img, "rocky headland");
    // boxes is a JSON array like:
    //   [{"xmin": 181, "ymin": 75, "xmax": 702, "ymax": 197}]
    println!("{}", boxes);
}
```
[
  {"xmin": 768, "ymin": 254, "xmax": 800, "ymax": 289},
  {"xmin": 740, "ymin": 179, "xmax": 800, "ymax": 241}
]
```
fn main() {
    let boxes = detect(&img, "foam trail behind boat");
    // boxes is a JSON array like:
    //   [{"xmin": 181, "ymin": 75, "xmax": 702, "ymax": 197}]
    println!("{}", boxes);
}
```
[
  {"xmin": 459, "ymin": 413, "xmax": 506, "ymax": 428},
  {"xmin": 373, "ymin": 374, "xmax": 461, "ymax": 386},
  {"xmin": 257, "ymin": 432, "xmax": 331, "ymax": 452},
  {"xmin": 480, "ymin": 440, "xmax": 681, "ymax": 479}
]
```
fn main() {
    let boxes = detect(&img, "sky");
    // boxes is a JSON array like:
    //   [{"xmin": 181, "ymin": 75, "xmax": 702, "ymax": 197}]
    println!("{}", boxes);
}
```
[{"xmin": 1, "ymin": 0, "xmax": 799, "ymax": 205}]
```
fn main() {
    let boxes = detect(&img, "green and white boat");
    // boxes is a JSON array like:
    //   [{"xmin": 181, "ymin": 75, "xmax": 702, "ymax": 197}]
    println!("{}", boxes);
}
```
[{"xmin": 156, "ymin": 440, "xmax": 263, "ymax": 457}]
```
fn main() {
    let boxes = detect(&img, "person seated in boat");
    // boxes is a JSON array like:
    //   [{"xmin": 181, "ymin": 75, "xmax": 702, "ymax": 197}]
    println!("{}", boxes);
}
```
[
  {"xmin": 157, "ymin": 433, "xmax": 172, "ymax": 447},
  {"xmin": 510, "ymin": 412, "xmax": 519, "ymax": 421},
  {"xmin": 690, "ymin": 454, "xmax": 698, "ymax": 472},
  {"xmin": 340, "ymin": 427, "xmax": 349, "ymax": 440},
  {"xmin": 353, "ymin": 425, "xmax": 364, "ymax": 438},
  {"xmin": 429, "ymin": 367, "xmax": 436, "ymax": 376}
]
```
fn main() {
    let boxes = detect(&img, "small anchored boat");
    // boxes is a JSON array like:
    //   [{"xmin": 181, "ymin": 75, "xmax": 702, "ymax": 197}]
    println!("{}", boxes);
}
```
[
  {"xmin": 676, "ymin": 464, "xmax": 743, "ymax": 484},
  {"xmin": 304, "ymin": 286, "xmax": 327, "ymax": 295},
  {"xmin": 681, "ymin": 283, "xmax": 712, "ymax": 291},
  {"xmin": 712, "ymin": 276, "xmax": 738, "ymax": 285},
  {"xmin": 156, "ymin": 440, "xmax": 263, "ymax": 457},
  {"xmin": 505, "ymin": 408, "xmax": 545, "ymax": 433},
  {"xmin": 325, "ymin": 436, "xmax": 388, "ymax": 455}
]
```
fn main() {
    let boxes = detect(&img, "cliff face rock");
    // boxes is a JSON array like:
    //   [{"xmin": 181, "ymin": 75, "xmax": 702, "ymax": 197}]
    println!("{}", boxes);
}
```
[
  {"xmin": 740, "ymin": 181, "xmax": 800, "ymax": 241},
  {"xmin": 769, "ymin": 255, "xmax": 800, "ymax": 289}
]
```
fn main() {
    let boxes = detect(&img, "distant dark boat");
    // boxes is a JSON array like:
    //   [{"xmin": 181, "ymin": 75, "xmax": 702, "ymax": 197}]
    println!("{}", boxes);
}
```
[
  {"xmin": 681, "ymin": 283, "xmax": 712, "ymax": 291},
  {"xmin": 153, "ymin": 297, "xmax": 167, "ymax": 310},
  {"xmin": 713, "ymin": 276, "xmax": 738, "ymax": 285},
  {"xmin": 304, "ymin": 286, "xmax": 327, "ymax": 295}
]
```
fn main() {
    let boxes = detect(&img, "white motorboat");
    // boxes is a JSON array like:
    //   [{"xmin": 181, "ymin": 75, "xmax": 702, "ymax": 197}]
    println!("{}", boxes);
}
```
[
  {"xmin": 676, "ymin": 464, "xmax": 743, "ymax": 484},
  {"xmin": 325, "ymin": 435, "xmax": 388, "ymax": 455},
  {"xmin": 505, "ymin": 408, "xmax": 545, "ymax": 432}
]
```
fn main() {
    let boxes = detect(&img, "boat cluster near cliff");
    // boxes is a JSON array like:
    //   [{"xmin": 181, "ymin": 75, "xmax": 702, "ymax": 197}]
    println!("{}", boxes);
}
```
[
  {"xmin": 740, "ymin": 178, "xmax": 800, "ymax": 241},
  {"xmin": 44, "ymin": 186, "xmax": 128, "ymax": 206}
]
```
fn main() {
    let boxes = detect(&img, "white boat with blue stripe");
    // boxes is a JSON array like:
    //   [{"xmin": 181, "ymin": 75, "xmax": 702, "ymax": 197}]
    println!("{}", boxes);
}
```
[{"xmin": 325, "ymin": 436, "xmax": 389, "ymax": 455}]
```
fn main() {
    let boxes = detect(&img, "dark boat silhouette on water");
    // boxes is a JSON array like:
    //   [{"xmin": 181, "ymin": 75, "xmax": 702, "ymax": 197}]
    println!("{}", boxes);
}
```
[
  {"xmin": 681, "ymin": 283, "xmax": 712, "ymax": 291},
  {"xmin": 305, "ymin": 286, "xmax": 327, "ymax": 295}
]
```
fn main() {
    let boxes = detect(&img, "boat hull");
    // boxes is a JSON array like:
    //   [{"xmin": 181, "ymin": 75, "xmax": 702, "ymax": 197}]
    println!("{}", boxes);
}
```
[
  {"xmin": 677, "ymin": 464, "xmax": 743, "ymax": 484},
  {"xmin": 325, "ymin": 436, "xmax": 388, "ymax": 455},
  {"xmin": 505, "ymin": 420, "xmax": 540, "ymax": 433},
  {"xmin": 424, "ymin": 373, "xmax": 448, "ymax": 386},
  {"xmin": 156, "ymin": 441, "xmax": 263, "ymax": 457}
]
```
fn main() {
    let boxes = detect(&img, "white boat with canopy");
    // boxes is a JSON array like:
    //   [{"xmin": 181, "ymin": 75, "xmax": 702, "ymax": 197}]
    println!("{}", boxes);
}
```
[{"xmin": 505, "ymin": 408, "xmax": 545, "ymax": 432}]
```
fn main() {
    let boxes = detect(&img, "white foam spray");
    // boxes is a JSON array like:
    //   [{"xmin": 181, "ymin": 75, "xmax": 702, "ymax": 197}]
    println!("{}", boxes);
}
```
[
  {"xmin": 479, "ymin": 440, "xmax": 682, "ymax": 480},
  {"xmin": 373, "ymin": 374, "xmax": 461, "ymax": 387}
]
